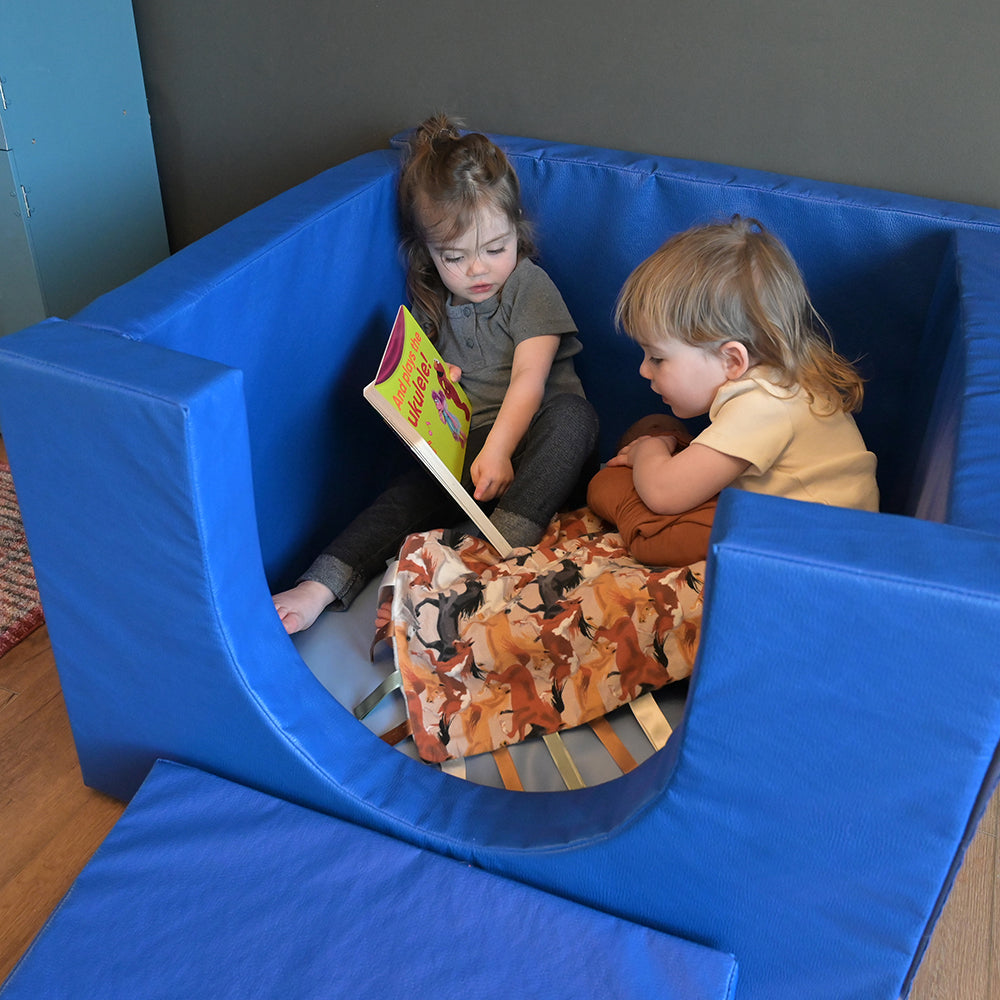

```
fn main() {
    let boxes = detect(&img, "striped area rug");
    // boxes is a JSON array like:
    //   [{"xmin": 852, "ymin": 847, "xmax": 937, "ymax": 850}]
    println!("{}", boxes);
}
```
[{"xmin": 0, "ymin": 462, "xmax": 44, "ymax": 658}]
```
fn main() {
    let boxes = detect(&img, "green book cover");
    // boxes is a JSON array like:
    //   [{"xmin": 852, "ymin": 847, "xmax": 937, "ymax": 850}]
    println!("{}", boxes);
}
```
[
  {"xmin": 364, "ymin": 305, "xmax": 511, "ymax": 555},
  {"xmin": 367, "ymin": 305, "xmax": 471, "ymax": 479}
]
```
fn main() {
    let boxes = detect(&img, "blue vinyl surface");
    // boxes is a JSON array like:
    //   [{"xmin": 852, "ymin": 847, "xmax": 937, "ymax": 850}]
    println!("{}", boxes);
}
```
[{"xmin": 0, "ymin": 761, "xmax": 737, "ymax": 1000}]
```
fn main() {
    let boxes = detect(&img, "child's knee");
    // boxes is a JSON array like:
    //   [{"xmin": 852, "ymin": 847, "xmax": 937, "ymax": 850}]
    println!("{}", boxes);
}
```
[
  {"xmin": 551, "ymin": 393, "xmax": 600, "ymax": 449},
  {"xmin": 526, "ymin": 393, "xmax": 599, "ymax": 458},
  {"xmin": 618, "ymin": 414, "xmax": 692, "ymax": 450}
]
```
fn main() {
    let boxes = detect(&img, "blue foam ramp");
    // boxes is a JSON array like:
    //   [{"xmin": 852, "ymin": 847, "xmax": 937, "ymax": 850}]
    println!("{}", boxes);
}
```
[{"xmin": 1, "ymin": 760, "xmax": 737, "ymax": 999}]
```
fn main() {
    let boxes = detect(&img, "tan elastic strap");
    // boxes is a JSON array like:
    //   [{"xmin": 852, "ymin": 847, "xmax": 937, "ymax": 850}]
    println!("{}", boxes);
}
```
[
  {"xmin": 629, "ymin": 693, "xmax": 673, "ymax": 750},
  {"xmin": 542, "ymin": 733, "xmax": 586, "ymax": 789},
  {"xmin": 589, "ymin": 716, "xmax": 638, "ymax": 773},
  {"xmin": 491, "ymin": 747, "xmax": 524, "ymax": 791},
  {"xmin": 440, "ymin": 757, "xmax": 467, "ymax": 780},
  {"xmin": 380, "ymin": 719, "xmax": 411, "ymax": 745},
  {"xmin": 354, "ymin": 670, "xmax": 403, "ymax": 720}
]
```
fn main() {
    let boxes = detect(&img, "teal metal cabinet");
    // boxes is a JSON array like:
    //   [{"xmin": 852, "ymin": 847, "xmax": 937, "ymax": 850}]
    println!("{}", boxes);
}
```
[
  {"xmin": 0, "ymin": 137, "xmax": 45, "ymax": 336},
  {"xmin": 0, "ymin": 0, "xmax": 168, "ymax": 338}
]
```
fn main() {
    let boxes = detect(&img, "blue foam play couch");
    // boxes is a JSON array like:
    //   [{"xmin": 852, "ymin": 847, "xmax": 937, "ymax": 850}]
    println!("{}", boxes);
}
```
[{"xmin": 2, "ymin": 133, "xmax": 1000, "ymax": 1000}]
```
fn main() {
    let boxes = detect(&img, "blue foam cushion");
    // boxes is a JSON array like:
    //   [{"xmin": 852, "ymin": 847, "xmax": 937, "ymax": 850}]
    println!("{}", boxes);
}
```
[{"xmin": 1, "ymin": 761, "xmax": 737, "ymax": 1000}]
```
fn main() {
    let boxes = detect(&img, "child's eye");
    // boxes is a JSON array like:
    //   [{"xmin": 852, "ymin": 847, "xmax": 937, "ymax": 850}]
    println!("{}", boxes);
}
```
[
  {"xmin": 485, "ymin": 244, "xmax": 508, "ymax": 256},
  {"xmin": 441, "ymin": 254, "xmax": 464, "ymax": 265}
]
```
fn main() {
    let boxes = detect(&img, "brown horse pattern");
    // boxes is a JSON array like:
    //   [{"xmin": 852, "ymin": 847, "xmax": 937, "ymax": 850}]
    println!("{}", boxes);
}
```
[{"xmin": 380, "ymin": 510, "xmax": 706, "ymax": 762}]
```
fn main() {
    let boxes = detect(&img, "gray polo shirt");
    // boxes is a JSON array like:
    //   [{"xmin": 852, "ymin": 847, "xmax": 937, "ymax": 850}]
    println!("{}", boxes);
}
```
[{"xmin": 421, "ymin": 257, "xmax": 585, "ymax": 431}]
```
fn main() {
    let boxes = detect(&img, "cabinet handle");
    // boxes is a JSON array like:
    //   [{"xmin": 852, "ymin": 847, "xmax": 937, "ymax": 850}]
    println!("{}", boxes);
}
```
[
  {"xmin": 21, "ymin": 186, "xmax": 32, "ymax": 218},
  {"xmin": 0, "ymin": 77, "xmax": 7, "ymax": 110}
]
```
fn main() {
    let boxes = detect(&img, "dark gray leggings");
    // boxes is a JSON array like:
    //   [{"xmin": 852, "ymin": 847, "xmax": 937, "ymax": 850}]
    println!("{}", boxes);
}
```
[{"xmin": 303, "ymin": 393, "xmax": 599, "ymax": 608}]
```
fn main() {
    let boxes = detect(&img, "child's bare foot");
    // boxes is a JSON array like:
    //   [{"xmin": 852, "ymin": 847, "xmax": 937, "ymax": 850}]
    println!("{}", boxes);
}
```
[{"xmin": 272, "ymin": 580, "xmax": 334, "ymax": 634}]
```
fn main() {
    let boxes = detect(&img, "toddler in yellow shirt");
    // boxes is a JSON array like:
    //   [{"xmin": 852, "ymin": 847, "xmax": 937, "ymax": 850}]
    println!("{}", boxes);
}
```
[{"xmin": 589, "ymin": 215, "xmax": 878, "ymax": 565}]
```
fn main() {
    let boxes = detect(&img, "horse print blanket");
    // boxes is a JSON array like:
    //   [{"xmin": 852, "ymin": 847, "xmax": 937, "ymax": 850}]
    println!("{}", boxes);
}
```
[{"xmin": 374, "ymin": 509, "xmax": 706, "ymax": 762}]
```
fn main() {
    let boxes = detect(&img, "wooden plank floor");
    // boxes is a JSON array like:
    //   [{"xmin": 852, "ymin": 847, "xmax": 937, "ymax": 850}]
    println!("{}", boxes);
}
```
[
  {"xmin": 0, "ymin": 626, "xmax": 124, "ymax": 981},
  {"xmin": 0, "ymin": 621, "xmax": 997, "ymax": 994}
]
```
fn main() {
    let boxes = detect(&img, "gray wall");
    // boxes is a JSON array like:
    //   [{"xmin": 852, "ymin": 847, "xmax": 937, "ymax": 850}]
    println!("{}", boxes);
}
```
[{"xmin": 131, "ymin": 0, "xmax": 1000, "ymax": 250}]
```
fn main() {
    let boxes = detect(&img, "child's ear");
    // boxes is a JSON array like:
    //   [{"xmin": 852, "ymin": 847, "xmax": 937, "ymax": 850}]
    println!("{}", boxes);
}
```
[{"xmin": 719, "ymin": 341, "xmax": 751, "ymax": 380}]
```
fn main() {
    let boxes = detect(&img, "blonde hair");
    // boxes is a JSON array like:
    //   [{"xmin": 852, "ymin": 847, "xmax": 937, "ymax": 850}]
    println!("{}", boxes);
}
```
[
  {"xmin": 398, "ymin": 113, "xmax": 535, "ymax": 338},
  {"xmin": 615, "ymin": 215, "xmax": 864, "ymax": 413}
]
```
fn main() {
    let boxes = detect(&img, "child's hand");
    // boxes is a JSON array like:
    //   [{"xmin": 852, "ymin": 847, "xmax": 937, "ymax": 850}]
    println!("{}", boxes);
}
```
[
  {"xmin": 606, "ymin": 434, "xmax": 678, "ymax": 468},
  {"xmin": 447, "ymin": 363, "xmax": 463, "ymax": 382},
  {"xmin": 471, "ymin": 446, "xmax": 515, "ymax": 502}
]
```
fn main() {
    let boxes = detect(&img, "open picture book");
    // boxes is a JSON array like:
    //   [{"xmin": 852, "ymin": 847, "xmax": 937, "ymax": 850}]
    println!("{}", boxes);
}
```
[{"xmin": 363, "ymin": 305, "xmax": 513, "ymax": 557}]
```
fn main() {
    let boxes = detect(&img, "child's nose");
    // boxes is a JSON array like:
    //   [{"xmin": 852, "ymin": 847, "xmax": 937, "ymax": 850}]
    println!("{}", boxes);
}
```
[{"xmin": 468, "ymin": 254, "xmax": 488, "ymax": 275}]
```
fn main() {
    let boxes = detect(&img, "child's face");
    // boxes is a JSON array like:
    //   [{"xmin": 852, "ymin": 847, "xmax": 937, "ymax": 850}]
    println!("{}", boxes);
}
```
[
  {"xmin": 637, "ymin": 336, "xmax": 733, "ymax": 420},
  {"xmin": 424, "ymin": 205, "xmax": 518, "ymax": 305}
]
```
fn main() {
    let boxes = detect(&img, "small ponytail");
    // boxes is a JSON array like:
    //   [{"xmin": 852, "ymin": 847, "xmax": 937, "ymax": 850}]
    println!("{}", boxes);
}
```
[{"xmin": 414, "ymin": 112, "xmax": 463, "ymax": 148}]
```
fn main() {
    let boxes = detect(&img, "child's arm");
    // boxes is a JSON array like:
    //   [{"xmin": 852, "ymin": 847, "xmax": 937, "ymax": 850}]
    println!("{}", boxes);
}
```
[
  {"xmin": 471, "ymin": 334, "xmax": 560, "ymax": 502},
  {"xmin": 608, "ymin": 436, "xmax": 749, "ymax": 514}
]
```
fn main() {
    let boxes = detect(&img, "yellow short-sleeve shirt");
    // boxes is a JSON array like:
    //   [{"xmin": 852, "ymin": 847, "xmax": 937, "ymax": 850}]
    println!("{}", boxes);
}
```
[{"xmin": 693, "ymin": 368, "xmax": 880, "ymax": 511}]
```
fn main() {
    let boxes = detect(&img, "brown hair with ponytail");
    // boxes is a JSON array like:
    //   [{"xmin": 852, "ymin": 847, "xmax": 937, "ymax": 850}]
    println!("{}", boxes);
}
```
[{"xmin": 398, "ymin": 113, "xmax": 535, "ymax": 339}]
